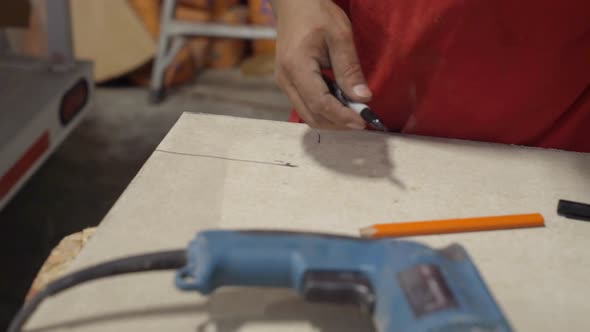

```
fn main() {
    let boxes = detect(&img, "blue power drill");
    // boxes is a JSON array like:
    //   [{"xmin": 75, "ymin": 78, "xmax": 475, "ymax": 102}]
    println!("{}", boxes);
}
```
[{"xmin": 176, "ymin": 230, "xmax": 513, "ymax": 332}]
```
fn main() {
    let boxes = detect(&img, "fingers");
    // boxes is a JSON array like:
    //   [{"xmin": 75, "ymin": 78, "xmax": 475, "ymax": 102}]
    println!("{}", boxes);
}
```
[
  {"xmin": 326, "ymin": 25, "xmax": 372, "ymax": 103},
  {"xmin": 277, "ymin": 73, "xmax": 346, "ymax": 130},
  {"xmin": 283, "ymin": 58, "xmax": 366, "ymax": 129}
]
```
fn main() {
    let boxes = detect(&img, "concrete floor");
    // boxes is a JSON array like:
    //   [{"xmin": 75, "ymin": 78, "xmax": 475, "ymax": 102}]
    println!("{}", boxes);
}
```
[{"xmin": 0, "ymin": 70, "xmax": 291, "ymax": 329}]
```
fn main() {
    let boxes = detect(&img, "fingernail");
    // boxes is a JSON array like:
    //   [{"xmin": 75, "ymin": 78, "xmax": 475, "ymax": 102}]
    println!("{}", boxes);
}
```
[
  {"xmin": 347, "ymin": 122, "xmax": 365, "ymax": 130},
  {"xmin": 353, "ymin": 84, "xmax": 372, "ymax": 98}
]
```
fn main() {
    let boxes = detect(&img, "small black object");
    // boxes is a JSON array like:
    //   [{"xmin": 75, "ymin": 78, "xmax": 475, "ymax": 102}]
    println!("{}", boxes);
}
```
[
  {"xmin": 323, "ymin": 75, "xmax": 349, "ymax": 106},
  {"xmin": 322, "ymin": 75, "xmax": 388, "ymax": 132},
  {"xmin": 302, "ymin": 270, "xmax": 376, "ymax": 313},
  {"xmin": 358, "ymin": 108, "xmax": 388, "ymax": 131},
  {"xmin": 557, "ymin": 199, "xmax": 590, "ymax": 222}
]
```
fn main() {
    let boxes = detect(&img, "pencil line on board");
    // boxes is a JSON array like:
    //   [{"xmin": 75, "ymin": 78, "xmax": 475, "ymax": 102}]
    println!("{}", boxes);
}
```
[{"xmin": 155, "ymin": 149, "xmax": 298, "ymax": 168}]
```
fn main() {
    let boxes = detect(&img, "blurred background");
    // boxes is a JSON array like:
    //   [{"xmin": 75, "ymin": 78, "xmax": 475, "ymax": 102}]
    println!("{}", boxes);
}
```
[{"xmin": 0, "ymin": 0, "xmax": 290, "ymax": 329}]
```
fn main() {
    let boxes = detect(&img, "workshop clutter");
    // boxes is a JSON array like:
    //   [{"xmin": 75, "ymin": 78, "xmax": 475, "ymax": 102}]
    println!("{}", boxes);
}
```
[
  {"xmin": 127, "ymin": 0, "xmax": 276, "ymax": 88},
  {"xmin": 21, "ymin": 0, "xmax": 275, "ymax": 85},
  {"xmin": 249, "ymin": 0, "xmax": 276, "ymax": 55}
]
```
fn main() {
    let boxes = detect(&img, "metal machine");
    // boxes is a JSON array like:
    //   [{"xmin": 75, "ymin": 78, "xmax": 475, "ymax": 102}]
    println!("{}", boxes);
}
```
[{"xmin": 0, "ymin": 0, "xmax": 93, "ymax": 210}]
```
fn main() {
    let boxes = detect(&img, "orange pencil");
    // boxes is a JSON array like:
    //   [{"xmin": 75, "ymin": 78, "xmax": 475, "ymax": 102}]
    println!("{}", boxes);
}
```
[{"xmin": 359, "ymin": 213, "xmax": 545, "ymax": 238}]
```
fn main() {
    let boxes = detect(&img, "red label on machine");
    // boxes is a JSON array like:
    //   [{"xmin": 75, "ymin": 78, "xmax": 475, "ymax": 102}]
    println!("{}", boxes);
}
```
[
  {"xmin": 60, "ymin": 79, "xmax": 89, "ymax": 126},
  {"xmin": 0, "ymin": 132, "xmax": 50, "ymax": 201}
]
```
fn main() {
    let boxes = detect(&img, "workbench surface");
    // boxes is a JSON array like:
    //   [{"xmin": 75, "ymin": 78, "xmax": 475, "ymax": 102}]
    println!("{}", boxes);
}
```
[{"xmin": 27, "ymin": 113, "xmax": 590, "ymax": 331}]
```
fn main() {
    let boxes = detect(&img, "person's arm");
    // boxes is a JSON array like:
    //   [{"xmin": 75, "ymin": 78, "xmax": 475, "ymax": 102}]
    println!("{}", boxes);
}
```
[{"xmin": 270, "ymin": 0, "xmax": 372, "ymax": 129}]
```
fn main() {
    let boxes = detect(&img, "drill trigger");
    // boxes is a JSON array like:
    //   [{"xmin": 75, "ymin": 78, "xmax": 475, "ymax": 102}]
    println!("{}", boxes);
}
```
[{"xmin": 302, "ymin": 270, "xmax": 376, "ymax": 313}]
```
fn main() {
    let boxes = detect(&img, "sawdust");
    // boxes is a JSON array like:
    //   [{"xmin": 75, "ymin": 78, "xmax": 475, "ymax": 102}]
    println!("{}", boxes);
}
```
[{"xmin": 25, "ymin": 227, "xmax": 97, "ymax": 302}]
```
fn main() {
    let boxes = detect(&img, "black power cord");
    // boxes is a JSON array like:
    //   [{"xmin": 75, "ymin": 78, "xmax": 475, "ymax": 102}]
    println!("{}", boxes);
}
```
[{"xmin": 8, "ymin": 249, "xmax": 186, "ymax": 332}]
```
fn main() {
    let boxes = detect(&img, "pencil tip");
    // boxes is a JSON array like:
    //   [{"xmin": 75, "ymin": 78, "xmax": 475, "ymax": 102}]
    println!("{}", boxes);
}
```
[{"xmin": 359, "ymin": 226, "xmax": 376, "ymax": 238}]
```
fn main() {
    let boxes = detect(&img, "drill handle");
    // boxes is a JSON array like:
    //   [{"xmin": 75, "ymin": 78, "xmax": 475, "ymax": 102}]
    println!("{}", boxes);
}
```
[{"xmin": 175, "ymin": 230, "xmax": 375, "ymax": 302}]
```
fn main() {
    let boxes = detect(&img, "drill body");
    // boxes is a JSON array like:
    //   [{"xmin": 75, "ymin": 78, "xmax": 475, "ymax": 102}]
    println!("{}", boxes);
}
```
[{"xmin": 176, "ymin": 230, "xmax": 512, "ymax": 332}]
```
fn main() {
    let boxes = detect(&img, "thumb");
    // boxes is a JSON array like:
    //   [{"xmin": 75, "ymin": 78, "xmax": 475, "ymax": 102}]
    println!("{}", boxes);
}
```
[{"xmin": 327, "ymin": 30, "xmax": 372, "ymax": 102}]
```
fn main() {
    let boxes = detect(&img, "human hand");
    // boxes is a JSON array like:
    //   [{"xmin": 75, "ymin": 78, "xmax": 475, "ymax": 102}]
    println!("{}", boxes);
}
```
[{"xmin": 270, "ymin": 0, "xmax": 372, "ymax": 129}]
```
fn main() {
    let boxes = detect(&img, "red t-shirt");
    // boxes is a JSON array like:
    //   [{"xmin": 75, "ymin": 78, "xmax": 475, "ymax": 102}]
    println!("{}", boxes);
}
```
[{"xmin": 289, "ymin": 0, "xmax": 590, "ymax": 152}]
